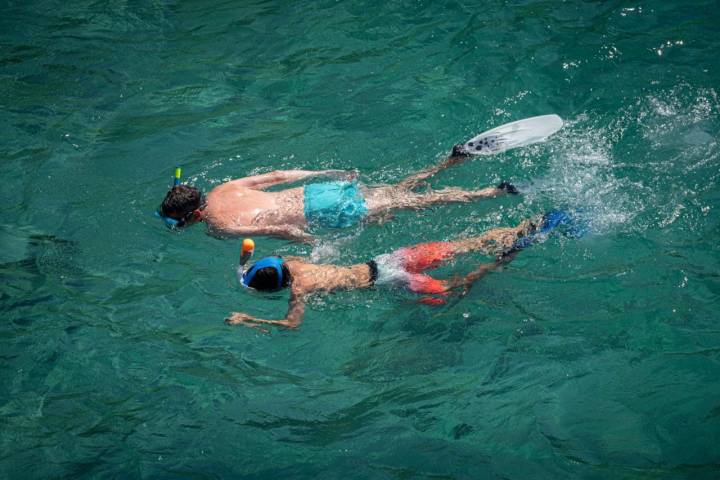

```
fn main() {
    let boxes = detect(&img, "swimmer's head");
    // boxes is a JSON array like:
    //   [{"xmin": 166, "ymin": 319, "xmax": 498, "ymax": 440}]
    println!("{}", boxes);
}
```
[
  {"xmin": 159, "ymin": 185, "xmax": 203, "ymax": 228},
  {"xmin": 240, "ymin": 256, "xmax": 291, "ymax": 292}
]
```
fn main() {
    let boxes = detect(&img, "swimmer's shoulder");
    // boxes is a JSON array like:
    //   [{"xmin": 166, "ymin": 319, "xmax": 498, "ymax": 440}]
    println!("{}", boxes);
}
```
[
  {"xmin": 199, "ymin": 193, "xmax": 239, "ymax": 232},
  {"xmin": 208, "ymin": 179, "xmax": 251, "ymax": 196},
  {"xmin": 286, "ymin": 259, "xmax": 336, "ymax": 280},
  {"xmin": 203, "ymin": 182, "xmax": 252, "ymax": 212},
  {"xmin": 284, "ymin": 257, "xmax": 312, "ymax": 276},
  {"xmin": 284, "ymin": 259, "xmax": 321, "ymax": 294}
]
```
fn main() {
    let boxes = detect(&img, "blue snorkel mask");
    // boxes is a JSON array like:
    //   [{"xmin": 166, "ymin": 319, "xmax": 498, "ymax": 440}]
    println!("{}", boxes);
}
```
[
  {"xmin": 239, "ymin": 256, "xmax": 285, "ymax": 291},
  {"xmin": 155, "ymin": 211, "xmax": 184, "ymax": 228}
]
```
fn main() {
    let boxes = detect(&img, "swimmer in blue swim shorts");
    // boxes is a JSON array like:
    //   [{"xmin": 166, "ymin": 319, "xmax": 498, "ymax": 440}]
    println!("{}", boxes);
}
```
[
  {"xmin": 158, "ymin": 145, "xmax": 520, "ymax": 242},
  {"xmin": 302, "ymin": 181, "xmax": 368, "ymax": 229}
]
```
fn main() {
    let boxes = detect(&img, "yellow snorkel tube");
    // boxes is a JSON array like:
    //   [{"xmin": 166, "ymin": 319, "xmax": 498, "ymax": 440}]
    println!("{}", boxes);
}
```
[{"xmin": 156, "ymin": 166, "xmax": 185, "ymax": 228}]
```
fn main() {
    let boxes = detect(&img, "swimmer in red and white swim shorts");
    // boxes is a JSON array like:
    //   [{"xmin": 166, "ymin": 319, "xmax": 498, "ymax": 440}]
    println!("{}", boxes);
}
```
[{"xmin": 226, "ymin": 214, "xmax": 572, "ymax": 330}]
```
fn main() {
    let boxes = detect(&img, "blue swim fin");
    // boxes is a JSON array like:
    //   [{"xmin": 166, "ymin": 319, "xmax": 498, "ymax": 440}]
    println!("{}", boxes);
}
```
[
  {"xmin": 538, "ymin": 210, "xmax": 572, "ymax": 234},
  {"xmin": 509, "ymin": 210, "xmax": 585, "ymax": 253}
]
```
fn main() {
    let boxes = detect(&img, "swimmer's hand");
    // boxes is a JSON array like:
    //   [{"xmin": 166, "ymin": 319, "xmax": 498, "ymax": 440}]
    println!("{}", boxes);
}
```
[
  {"xmin": 225, "ymin": 312, "xmax": 255, "ymax": 325},
  {"xmin": 286, "ymin": 227, "xmax": 315, "ymax": 244},
  {"xmin": 225, "ymin": 313, "xmax": 268, "ymax": 334},
  {"xmin": 225, "ymin": 312, "xmax": 299, "ymax": 332},
  {"xmin": 367, "ymin": 211, "xmax": 395, "ymax": 225}
]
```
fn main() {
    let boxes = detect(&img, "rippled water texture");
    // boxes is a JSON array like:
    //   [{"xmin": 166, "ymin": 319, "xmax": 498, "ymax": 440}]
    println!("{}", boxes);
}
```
[{"xmin": 1, "ymin": 1, "xmax": 719, "ymax": 478}]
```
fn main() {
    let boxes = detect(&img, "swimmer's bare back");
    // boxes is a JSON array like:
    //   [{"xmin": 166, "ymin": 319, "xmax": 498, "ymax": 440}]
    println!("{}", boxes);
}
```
[
  {"xmin": 201, "ymin": 170, "xmax": 350, "ymax": 242},
  {"xmin": 284, "ymin": 259, "xmax": 374, "ymax": 293},
  {"xmin": 226, "ymin": 258, "xmax": 375, "ymax": 330}
]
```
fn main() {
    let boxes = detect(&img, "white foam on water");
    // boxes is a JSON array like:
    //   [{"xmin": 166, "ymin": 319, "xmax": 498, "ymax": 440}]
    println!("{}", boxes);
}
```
[
  {"xmin": 309, "ymin": 228, "xmax": 364, "ymax": 263},
  {"xmin": 309, "ymin": 239, "xmax": 341, "ymax": 263},
  {"xmin": 517, "ymin": 85, "xmax": 718, "ymax": 236},
  {"xmin": 519, "ymin": 116, "xmax": 638, "ymax": 235},
  {"xmin": 627, "ymin": 85, "xmax": 719, "ymax": 232},
  {"xmin": 638, "ymin": 85, "xmax": 717, "ymax": 150}
]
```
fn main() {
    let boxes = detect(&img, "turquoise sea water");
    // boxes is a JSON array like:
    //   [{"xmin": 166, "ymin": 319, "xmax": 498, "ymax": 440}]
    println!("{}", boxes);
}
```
[{"xmin": 2, "ymin": 1, "xmax": 719, "ymax": 478}]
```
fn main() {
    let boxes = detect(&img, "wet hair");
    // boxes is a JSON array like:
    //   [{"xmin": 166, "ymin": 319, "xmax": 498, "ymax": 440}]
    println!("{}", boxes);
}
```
[
  {"xmin": 160, "ymin": 185, "xmax": 202, "ymax": 219},
  {"xmin": 247, "ymin": 264, "xmax": 292, "ymax": 291}
]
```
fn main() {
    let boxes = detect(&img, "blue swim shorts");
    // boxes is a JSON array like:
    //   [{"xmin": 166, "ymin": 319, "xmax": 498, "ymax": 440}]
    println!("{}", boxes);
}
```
[{"xmin": 303, "ymin": 181, "xmax": 368, "ymax": 228}]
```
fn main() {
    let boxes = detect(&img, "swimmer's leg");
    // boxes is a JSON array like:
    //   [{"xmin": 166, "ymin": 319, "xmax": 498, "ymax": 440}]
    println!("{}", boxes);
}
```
[
  {"xmin": 364, "ymin": 185, "xmax": 509, "ymax": 219},
  {"xmin": 448, "ymin": 220, "xmax": 534, "ymax": 257},
  {"xmin": 387, "ymin": 221, "xmax": 532, "ymax": 274},
  {"xmin": 391, "ymin": 222, "xmax": 532, "ymax": 303},
  {"xmin": 411, "ymin": 274, "xmax": 452, "ymax": 306},
  {"xmin": 419, "ymin": 186, "xmax": 509, "ymax": 203},
  {"xmin": 397, "ymin": 145, "xmax": 471, "ymax": 190},
  {"xmin": 444, "ymin": 213, "xmax": 570, "ymax": 296},
  {"xmin": 408, "ymin": 274, "xmax": 449, "ymax": 294},
  {"xmin": 451, "ymin": 211, "xmax": 574, "ymax": 265},
  {"xmin": 397, "ymin": 146, "xmax": 521, "ymax": 194},
  {"xmin": 395, "ymin": 241, "xmax": 456, "ymax": 273}
]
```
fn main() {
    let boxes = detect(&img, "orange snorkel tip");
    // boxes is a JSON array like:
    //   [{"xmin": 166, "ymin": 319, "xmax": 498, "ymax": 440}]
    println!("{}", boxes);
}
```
[{"xmin": 240, "ymin": 238, "xmax": 255, "ymax": 267}]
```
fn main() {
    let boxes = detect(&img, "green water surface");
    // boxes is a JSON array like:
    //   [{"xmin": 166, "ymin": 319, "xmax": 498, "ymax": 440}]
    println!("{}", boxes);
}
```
[{"xmin": 1, "ymin": 1, "xmax": 719, "ymax": 478}]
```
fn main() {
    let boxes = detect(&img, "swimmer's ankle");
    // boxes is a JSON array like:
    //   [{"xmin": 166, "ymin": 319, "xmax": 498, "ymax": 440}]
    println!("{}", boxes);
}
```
[
  {"xmin": 527, "ymin": 215, "xmax": 544, "ymax": 234},
  {"xmin": 497, "ymin": 181, "xmax": 519, "ymax": 195},
  {"xmin": 451, "ymin": 144, "xmax": 471, "ymax": 157},
  {"xmin": 518, "ymin": 219, "xmax": 533, "ymax": 235}
]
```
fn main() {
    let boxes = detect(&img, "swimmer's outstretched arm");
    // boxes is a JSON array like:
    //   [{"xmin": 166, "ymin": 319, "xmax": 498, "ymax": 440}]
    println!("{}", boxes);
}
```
[
  {"xmin": 217, "ymin": 224, "xmax": 314, "ymax": 243},
  {"xmin": 233, "ymin": 169, "xmax": 356, "ymax": 190},
  {"xmin": 225, "ymin": 291, "xmax": 306, "ymax": 331}
]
